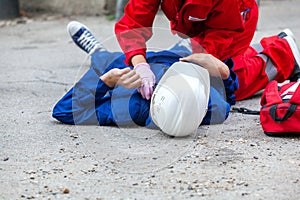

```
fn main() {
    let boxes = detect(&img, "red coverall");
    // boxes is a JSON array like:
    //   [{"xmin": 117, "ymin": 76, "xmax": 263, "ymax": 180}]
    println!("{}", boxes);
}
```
[{"xmin": 115, "ymin": 0, "xmax": 295, "ymax": 100}]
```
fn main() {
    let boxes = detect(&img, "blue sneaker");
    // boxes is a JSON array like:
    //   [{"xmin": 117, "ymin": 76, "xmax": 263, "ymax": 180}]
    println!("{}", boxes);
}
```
[
  {"xmin": 278, "ymin": 28, "xmax": 300, "ymax": 81},
  {"xmin": 67, "ymin": 21, "xmax": 105, "ymax": 55}
]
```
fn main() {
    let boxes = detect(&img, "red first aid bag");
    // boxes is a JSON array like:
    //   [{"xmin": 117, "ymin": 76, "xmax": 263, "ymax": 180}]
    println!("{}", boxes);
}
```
[{"xmin": 260, "ymin": 80, "xmax": 300, "ymax": 136}]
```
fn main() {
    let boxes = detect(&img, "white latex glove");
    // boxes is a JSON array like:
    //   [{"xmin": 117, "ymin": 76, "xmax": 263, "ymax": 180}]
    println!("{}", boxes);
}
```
[{"xmin": 134, "ymin": 62, "xmax": 156, "ymax": 100}]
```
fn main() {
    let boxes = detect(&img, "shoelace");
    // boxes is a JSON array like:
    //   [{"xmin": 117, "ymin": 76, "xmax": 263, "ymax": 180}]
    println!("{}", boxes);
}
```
[{"xmin": 77, "ymin": 30, "xmax": 100, "ymax": 53}]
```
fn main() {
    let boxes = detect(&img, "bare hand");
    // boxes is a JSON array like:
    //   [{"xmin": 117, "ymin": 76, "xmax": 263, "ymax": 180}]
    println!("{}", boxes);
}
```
[
  {"xmin": 180, "ymin": 53, "xmax": 230, "ymax": 79},
  {"xmin": 100, "ymin": 68, "xmax": 142, "ymax": 88}
]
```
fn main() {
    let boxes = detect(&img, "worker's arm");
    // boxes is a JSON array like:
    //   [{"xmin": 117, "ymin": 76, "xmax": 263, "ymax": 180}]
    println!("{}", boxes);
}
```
[{"xmin": 180, "ymin": 53, "xmax": 230, "ymax": 80}]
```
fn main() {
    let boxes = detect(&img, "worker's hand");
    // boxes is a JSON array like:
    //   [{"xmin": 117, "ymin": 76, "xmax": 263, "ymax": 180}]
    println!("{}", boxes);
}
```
[
  {"xmin": 180, "ymin": 53, "xmax": 230, "ymax": 80},
  {"xmin": 134, "ymin": 62, "xmax": 156, "ymax": 100},
  {"xmin": 100, "ymin": 68, "xmax": 142, "ymax": 88}
]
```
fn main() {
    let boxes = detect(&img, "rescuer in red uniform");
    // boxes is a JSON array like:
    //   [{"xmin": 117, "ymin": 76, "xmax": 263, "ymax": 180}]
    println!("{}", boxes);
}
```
[{"xmin": 115, "ymin": 0, "xmax": 300, "ymax": 100}]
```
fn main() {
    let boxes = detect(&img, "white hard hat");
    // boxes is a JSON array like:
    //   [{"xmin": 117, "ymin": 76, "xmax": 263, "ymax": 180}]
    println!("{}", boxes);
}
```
[{"xmin": 150, "ymin": 62, "xmax": 210, "ymax": 137}]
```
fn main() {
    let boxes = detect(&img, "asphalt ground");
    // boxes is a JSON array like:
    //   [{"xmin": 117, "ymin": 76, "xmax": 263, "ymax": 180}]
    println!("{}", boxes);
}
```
[{"xmin": 0, "ymin": 0, "xmax": 300, "ymax": 199}]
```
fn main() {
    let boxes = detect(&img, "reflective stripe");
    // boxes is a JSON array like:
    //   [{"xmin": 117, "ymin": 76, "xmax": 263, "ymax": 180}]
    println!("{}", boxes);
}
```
[
  {"xmin": 251, "ymin": 43, "xmax": 264, "ymax": 53},
  {"xmin": 252, "ymin": 43, "xmax": 277, "ymax": 81},
  {"xmin": 281, "ymin": 81, "xmax": 300, "ymax": 101},
  {"xmin": 258, "ymin": 54, "xmax": 278, "ymax": 81}
]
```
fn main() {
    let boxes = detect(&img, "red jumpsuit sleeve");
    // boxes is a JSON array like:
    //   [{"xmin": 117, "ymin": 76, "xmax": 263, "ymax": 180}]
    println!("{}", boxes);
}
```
[{"xmin": 114, "ymin": 0, "xmax": 161, "ymax": 65}]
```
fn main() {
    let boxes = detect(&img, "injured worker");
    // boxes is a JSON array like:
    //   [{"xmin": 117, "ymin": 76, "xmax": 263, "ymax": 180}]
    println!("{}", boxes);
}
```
[{"xmin": 52, "ymin": 21, "xmax": 238, "ymax": 137}]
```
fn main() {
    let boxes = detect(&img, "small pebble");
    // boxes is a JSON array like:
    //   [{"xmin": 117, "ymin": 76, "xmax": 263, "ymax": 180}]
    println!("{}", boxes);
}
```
[{"xmin": 63, "ymin": 188, "xmax": 70, "ymax": 194}]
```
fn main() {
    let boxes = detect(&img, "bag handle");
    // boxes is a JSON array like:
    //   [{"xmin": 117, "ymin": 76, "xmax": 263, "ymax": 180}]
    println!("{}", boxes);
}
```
[{"xmin": 269, "ymin": 103, "xmax": 297, "ymax": 122}]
